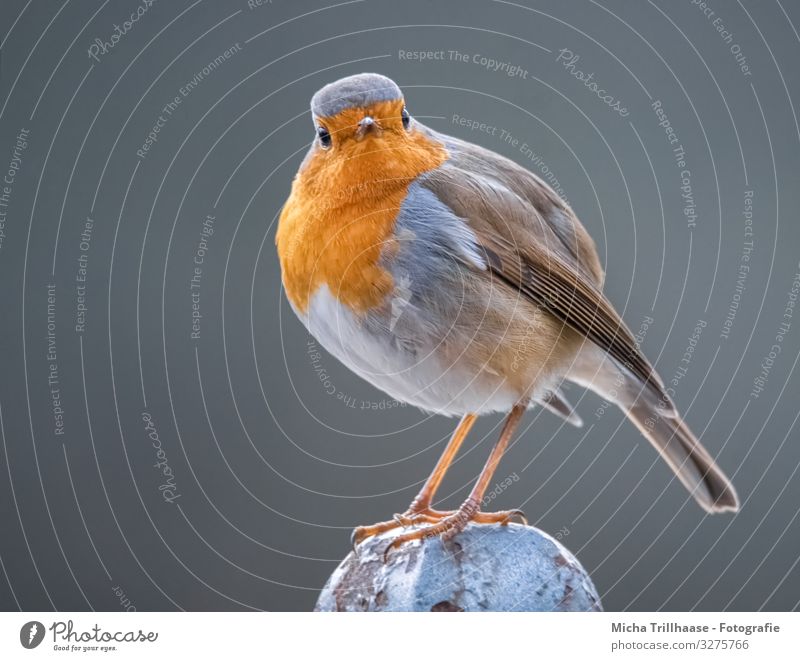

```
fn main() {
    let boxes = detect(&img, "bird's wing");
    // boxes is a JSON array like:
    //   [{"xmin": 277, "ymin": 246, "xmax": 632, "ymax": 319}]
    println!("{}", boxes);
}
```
[
  {"xmin": 419, "ymin": 148, "xmax": 673, "ymax": 409},
  {"xmin": 429, "ymin": 132, "xmax": 606, "ymax": 286}
]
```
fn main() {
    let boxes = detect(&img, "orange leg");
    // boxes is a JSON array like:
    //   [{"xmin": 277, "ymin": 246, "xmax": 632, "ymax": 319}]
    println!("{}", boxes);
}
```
[
  {"xmin": 384, "ymin": 403, "xmax": 527, "ymax": 557},
  {"xmin": 351, "ymin": 414, "xmax": 476, "ymax": 546},
  {"xmin": 407, "ymin": 413, "xmax": 477, "ymax": 512}
]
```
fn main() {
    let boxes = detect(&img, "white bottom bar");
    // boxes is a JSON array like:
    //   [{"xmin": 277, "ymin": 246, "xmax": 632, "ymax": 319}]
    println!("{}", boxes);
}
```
[{"xmin": 1, "ymin": 612, "xmax": 797, "ymax": 660}]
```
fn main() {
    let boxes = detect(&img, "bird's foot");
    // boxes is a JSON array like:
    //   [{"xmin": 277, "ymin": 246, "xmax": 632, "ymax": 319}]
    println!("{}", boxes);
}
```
[
  {"xmin": 351, "ymin": 501, "xmax": 527, "ymax": 554},
  {"xmin": 351, "ymin": 507, "xmax": 449, "ymax": 548},
  {"xmin": 381, "ymin": 499, "xmax": 527, "ymax": 561}
]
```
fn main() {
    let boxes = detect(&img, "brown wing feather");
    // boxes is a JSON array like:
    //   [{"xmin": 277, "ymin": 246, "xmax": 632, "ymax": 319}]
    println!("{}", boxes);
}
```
[
  {"xmin": 426, "ymin": 131, "xmax": 605, "ymax": 285},
  {"xmin": 420, "ymin": 140, "xmax": 672, "ymax": 408},
  {"xmin": 481, "ymin": 235, "xmax": 669, "ymax": 405}
]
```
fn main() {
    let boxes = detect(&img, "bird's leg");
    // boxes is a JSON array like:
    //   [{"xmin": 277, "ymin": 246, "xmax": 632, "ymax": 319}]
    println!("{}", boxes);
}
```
[
  {"xmin": 401, "ymin": 413, "xmax": 477, "ymax": 518},
  {"xmin": 384, "ymin": 403, "xmax": 527, "ymax": 557},
  {"xmin": 351, "ymin": 413, "xmax": 476, "ymax": 546}
]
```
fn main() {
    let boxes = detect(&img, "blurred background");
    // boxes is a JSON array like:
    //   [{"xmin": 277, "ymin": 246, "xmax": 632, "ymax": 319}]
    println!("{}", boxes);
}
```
[{"xmin": 0, "ymin": 0, "xmax": 798, "ymax": 611}]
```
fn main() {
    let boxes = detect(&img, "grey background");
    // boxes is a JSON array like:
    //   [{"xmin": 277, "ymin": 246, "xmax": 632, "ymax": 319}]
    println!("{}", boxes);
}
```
[{"xmin": 0, "ymin": 0, "xmax": 798, "ymax": 612}]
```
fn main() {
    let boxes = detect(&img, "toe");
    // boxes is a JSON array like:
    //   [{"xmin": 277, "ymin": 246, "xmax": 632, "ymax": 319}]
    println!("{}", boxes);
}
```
[{"xmin": 351, "ymin": 518, "xmax": 403, "ymax": 548}]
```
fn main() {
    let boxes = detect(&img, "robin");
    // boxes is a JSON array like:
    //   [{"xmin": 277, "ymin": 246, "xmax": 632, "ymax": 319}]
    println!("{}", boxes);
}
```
[{"xmin": 276, "ymin": 73, "xmax": 738, "ymax": 553}]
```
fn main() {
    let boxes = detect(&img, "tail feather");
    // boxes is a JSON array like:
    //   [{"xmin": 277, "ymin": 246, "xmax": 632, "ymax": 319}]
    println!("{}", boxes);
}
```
[
  {"xmin": 626, "ymin": 402, "xmax": 739, "ymax": 512},
  {"xmin": 569, "ymin": 345, "xmax": 739, "ymax": 513}
]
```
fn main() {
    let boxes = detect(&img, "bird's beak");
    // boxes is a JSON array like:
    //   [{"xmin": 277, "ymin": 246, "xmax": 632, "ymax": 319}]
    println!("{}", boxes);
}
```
[{"xmin": 355, "ymin": 116, "xmax": 380, "ymax": 139}]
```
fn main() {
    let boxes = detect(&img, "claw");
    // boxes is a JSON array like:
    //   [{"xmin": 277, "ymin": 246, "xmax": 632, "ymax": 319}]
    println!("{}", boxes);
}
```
[
  {"xmin": 382, "ymin": 536, "xmax": 415, "ymax": 563},
  {"xmin": 382, "ymin": 541, "xmax": 396, "ymax": 563},
  {"xmin": 350, "ymin": 527, "xmax": 364, "ymax": 551},
  {"xmin": 508, "ymin": 509, "xmax": 527, "ymax": 525}
]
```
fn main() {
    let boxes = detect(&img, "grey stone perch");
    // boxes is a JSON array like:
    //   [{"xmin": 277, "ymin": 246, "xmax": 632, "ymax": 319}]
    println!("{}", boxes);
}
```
[{"xmin": 316, "ymin": 523, "xmax": 602, "ymax": 612}]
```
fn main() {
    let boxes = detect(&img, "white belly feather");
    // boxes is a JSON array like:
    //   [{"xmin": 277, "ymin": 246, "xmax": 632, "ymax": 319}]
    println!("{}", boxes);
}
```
[{"xmin": 302, "ymin": 286, "xmax": 520, "ymax": 416}]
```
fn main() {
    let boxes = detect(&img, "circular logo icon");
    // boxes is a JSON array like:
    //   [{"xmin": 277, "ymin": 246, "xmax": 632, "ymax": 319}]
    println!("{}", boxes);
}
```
[{"xmin": 20, "ymin": 621, "xmax": 45, "ymax": 649}]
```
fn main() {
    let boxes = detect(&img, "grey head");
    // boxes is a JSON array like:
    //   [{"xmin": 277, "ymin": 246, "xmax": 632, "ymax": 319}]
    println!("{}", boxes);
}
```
[{"xmin": 310, "ymin": 73, "xmax": 403, "ymax": 118}]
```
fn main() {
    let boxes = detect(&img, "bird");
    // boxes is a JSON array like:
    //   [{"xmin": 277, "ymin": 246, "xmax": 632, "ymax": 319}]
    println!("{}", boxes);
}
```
[{"xmin": 276, "ymin": 73, "xmax": 739, "ymax": 553}]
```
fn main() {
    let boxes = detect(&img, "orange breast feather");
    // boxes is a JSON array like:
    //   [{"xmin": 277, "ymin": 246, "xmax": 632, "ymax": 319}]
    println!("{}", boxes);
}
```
[{"xmin": 277, "ymin": 104, "xmax": 447, "ymax": 314}]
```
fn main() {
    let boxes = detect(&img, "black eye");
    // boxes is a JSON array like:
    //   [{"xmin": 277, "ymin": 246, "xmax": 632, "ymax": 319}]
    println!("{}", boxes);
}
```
[
  {"xmin": 317, "ymin": 126, "xmax": 331, "ymax": 149},
  {"xmin": 401, "ymin": 107, "xmax": 411, "ymax": 130}
]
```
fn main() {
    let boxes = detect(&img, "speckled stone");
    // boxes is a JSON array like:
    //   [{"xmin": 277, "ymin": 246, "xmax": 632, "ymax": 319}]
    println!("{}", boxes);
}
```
[{"xmin": 315, "ymin": 523, "xmax": 602, "ymax": 612}]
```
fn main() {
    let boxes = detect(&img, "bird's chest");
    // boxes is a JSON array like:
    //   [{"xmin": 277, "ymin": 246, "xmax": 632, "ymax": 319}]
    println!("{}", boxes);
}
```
[{"xmin": 276, "ymin": 184, "xmax": 408, "ymax": 315}]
